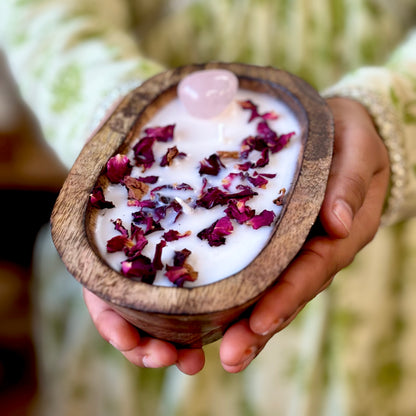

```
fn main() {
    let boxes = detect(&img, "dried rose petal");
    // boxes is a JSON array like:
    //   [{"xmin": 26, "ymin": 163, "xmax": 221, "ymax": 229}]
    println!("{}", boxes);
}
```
[
  {"xmin": 261, "ymin": 110, "xmax": 279, "ymax": 121},
  {"xmin": 236, "ymin": 161, "xmax": 252, "ymax": 171},
  {"xmin": 247, "ymin": 172, "xmax": 276, "ymax": 189},
  {"xmin": 238, "ymin": 100, "xmax": 279, "ymax": 122},
  {"xmin": 162, "ymin": 230, "xmax": 191, "ymax": 242},
  {"xmin": 247, "ymin": 209, "xmax": 275, "ymax": 229},
  {"xmin": 256, "ymin": 121, "xmax": 295, "ymax": 154},
  {"xmin": 106, "ymin": 220, "xmax": 148, "ymax": 258},
  {"xmin": 197, "ymin": 216, "xmax": 233, "ymax": 247},
  {"xmin": 137, "ymin": 175, "xmax": 159, "ymax": 184},
  {"xmin": 90, "ymin": 186, "xmax": 115, "ymax": 209},
  {"xmin": 150, "ymin": 183, "xmax": 194, "ymax": 197},
  {"xmin": 217, "ymin": 151, "xmax": 240, "ymax": 160},
  {"xmin": 106, "ymin": 235, "xmax": 129, "ymax": 253},
  {"xmin": 165, "ymin": 264, "xmax": 198, "ymax": 287},
  {"xmin": 152, "ymin": 240, "xmax": 166, "ymax": 270},
  {"xmin": 221, "ymin": 172, "xmax": 245, "ymax": 190},
  {"xmin": 144, "ymin": 124, "xmax": 175, "ymax": 142},
  {"xmin": 273, "ymin": 188, "xmax": 286, "ymax": 206},
  {"xmin": 238, "ymin": 99, "xmax": 261, "ymax": 122},
  {"xmin": 133, "ymin": 136, "xmax": 156, "ymax": 169},
  {"xmin": 240, "ymin": 135, "xmax": 259, "ymax": 159},
  {"xmin": 257, "ymin": 121, "xmax": 277, "ymax": 143},
  {"xmin": 106, "ymin": 154, "xmax": 132, "ymax": 184},
  {"xmin": 270, "ymin": 131, "xmax": 295, "ymax": 154},
  {"xmin": 196, "ymin": 186, "xmax": 257, "ymax": 209},
  {"xmin": 121, "ymin": 255, "xmax": 156, "ymax": 284},
  {"xmin": 113, "ymin": 218, "xmax": 129, "ymax": 237},
  {"xmin": 144, "ymin": 216, "xmax": 164, "ymax": 235},
  {"xmin": 199, "ymin": 153, "xmax": 225, "ymax": 176},
  {"xmin": 124, "ymin": 237, "xmax": 148, "ymax": 259},
  {"xmin": 160, "ymin": 146, "xmax": 180, "ymax": 167},
  {"xmin": 224, "ymin": 199, "xmax": 255, "ymax": 224},
  {"xmin": 123, "ymin": 176, "xmax": 150, "ymax": 202},
  {"xmin": 128, "ymin": 199, "xmax": 156, "ymax": 209},
  {"xmin": 172, "ymin": 248, "xmax": 192, "ymax": 267},
  {"xmin": 254, "ymin": 148, "xmax": 270, "ymax": 168}
]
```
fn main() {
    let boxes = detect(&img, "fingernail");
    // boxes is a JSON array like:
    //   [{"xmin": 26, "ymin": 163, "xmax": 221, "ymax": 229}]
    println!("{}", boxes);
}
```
[
  {"xmin": 254, "ymin": 317, "xmax": 284, "ymax": 336},
  {"xmin": 333, "ymin": 199, "xmax": 353, "ymax": 235},
  {"xmin": 227, "ymin": 346, "xmax": 258, "ymax": 370},
  {"xmin": 142, "ymin": 355, "xmax": 162, "ymax": 368}
]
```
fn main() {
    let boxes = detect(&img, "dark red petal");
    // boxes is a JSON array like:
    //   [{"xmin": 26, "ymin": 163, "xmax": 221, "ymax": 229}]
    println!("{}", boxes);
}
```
[
  {"xmin": 152, "ymin": 240, "xmax": 166, "ymax": 270},
  {"xmin": 247, "ymin": 209, "xmax": 275, "ymax": 229},
  {"xmin": 199, "ymin": 153, "xmax": 225, "ymax": 176},
  {"xmin": 162, "ymin": 229, "xmax": 191, "ymax": 242},
  {"xmin": 137, "ymin": 175, "xmax": 159, "ymax": 184},
  {"xmin": 238, "ymin": 99, "xmax": 260, "ymax": 122},
  {"xmin": 130, "ymin": 223, "xmax": 146, "ymax": 241},
  {"xmin": 247, "ymin": 174, "xmax": 268, "ymax": 188},
  {"xmin": 160, "ymin": 146, "xmax": 180, "ymax": 167},
  {"xmin": 236, "ymin": 161, "xmax": 253, "ymax": 171},
  {"xmin": 165, "ymin": 264, "xmax": 198, "ymax": 287},
  {"xmin": 89, "ymin": 186, "xmax": 115, "ymax": 209},
  {"xmin": 238, "ymin": 100, "xmax": 279, "ymax": 122},
  {"xmin": 121, "ymin": 256, "xmax": 156, "ymax": 284},
  {"xmin": 106, "ymin": 154, "xmax": 132, "ymax": 184},
  {"xmin": 221, "ymin": 172, "xmax": 245, "ymax": 190},
  {"xmin": 144, "ymin": 124, "xmax": 175, "ymax": 142},
  {"xmin": 257, "ymin": 121, "xmax": 277, "ymax": 143},
  {"xmin": 197, "ymin": 216, "xmax": 233, "ymax": 247},
  {"xmin": 269, "ymin": 131, "xmax": 295, "ymax": 154},
  {"xmin": 224, "ymin": 199, "xmax": 255, "ymax": 224},
  {"xmin": 112, "ymin": 218, "xmax": 129, "ymax": 237},
  {"xmin": 196, "ymin": 186, "xmax": 257, "ymax": 209},
  {"xmin": 106, "ymin": 235, "xmax": 129, "ymax": 253},
  {"xmin": 133, "ymin": 136, "xmax": 156, "ymax": 169},
  {"xmin": 173, "ymin": 248, "xmax": 192, "ymax": 267},
  {"xmin": 254, "ymin": 148, "xmax": 270, "ymax": 168}
]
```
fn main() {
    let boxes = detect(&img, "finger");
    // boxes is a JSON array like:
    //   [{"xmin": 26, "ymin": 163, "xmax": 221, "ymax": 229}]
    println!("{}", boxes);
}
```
[
  {"xmin": 121, "ymin": 337, "xmax": 178, "ymax": 368},
  {"xmin": 321, "ymin": 98, "xmax": 389, "ymax": 238},
  {"xmin": 83, "ymin": 288, "xmax": 140, "ymax": 351},
  {"xmin": 250, "ymin": 170, "xmax": 386, "ymax": 338},
  {"xmin": 84, "ymin": 289, "xmax": 179, "ymax": 368},
  {"xmin": 176, "ymin": 348, "xmax": 206, "ymax": 375},
  {"xmin": 220, "ymin": 319, "xmax": 269, "ymax": 373}
]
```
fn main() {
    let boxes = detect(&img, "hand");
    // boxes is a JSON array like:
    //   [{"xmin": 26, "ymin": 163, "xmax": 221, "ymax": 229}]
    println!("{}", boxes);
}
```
[
  {"xmin": 218, "ymin": 97, "xmax": 390, "ymax": 372},
  {"xmin": 83, "ymin": 288, "xmax": 205, "ymax": 374},
  {"xmin": 84, "ymin": 97, "xmax": 390, "ymax": 375}
]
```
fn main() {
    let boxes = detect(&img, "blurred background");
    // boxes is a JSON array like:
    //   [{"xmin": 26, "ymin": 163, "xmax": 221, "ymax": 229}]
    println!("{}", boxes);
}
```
[{"xmin": 0, "ymin": 51, "xmax": 67, "ymax": 415}]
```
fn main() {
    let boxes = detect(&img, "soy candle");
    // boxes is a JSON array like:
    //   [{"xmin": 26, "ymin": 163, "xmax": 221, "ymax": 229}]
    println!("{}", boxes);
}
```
[{"xmin": 92, "ymin": 71, "xmax": 301, "ymax": 287}]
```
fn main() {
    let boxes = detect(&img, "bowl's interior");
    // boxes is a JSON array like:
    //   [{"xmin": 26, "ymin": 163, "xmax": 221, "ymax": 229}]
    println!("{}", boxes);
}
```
[{"xmin": 51, "ymin": 63, "xmax": 333, "ymax": 318}]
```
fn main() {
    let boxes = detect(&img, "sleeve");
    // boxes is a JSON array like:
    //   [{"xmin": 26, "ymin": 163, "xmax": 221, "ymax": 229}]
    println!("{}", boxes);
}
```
[
  {"xmin": 323, "ymin": 29, "xmax": 416, "ymax": 225},
  {"xmin": 0, "ymin": 0, "xmax": 164, "ymax": 168}
]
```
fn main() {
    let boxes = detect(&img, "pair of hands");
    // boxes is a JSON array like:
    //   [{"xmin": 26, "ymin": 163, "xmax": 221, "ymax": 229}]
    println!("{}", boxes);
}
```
[{"xmin": 84, "ymin": 97, "xmax": 390, "ymax": 375}]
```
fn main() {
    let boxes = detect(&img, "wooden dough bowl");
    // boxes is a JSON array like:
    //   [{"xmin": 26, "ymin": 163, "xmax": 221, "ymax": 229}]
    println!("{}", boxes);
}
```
[{"xmin": 51, "ymin": 63, "xmax": 333, "ymax": 348}]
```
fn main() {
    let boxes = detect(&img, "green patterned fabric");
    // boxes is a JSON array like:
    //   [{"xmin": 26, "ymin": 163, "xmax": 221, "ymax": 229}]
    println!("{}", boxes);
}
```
[{"xmin": 1, "ymin": 1, "xmax": 416, "ymax": 415}]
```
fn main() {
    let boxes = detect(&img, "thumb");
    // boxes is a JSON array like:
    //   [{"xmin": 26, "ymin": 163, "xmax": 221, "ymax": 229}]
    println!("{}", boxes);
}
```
[{"xmin": 320, "ymin": 98, "xmax": 389, "ymax": 238}]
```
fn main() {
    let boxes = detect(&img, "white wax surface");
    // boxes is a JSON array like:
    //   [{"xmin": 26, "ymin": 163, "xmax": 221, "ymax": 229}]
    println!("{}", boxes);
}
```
[{"xmin": 94, "ymin": 89, "xmax": 301, "ymax": 287}]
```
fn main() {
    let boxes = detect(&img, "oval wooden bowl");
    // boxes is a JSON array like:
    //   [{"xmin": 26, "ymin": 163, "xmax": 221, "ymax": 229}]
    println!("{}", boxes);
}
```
[{"xmin": 51, "ymin": 63, "xmax": 333, "ymax": 348}]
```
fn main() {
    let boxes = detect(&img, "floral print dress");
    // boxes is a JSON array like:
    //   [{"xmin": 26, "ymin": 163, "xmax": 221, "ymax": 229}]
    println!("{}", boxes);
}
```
[{"xmin": 1, "ymin": 1, "xmax": 416, "ymax": 415}]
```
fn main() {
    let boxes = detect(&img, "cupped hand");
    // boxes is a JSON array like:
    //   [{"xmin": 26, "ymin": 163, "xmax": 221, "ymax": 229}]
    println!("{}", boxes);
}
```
[
  {"xmin": 83, "ymin": 288, "xmax": 205, "ymax": 374},
  {"xmin": 83, "ymin": 97, "xmax": 390, "ymax": 375},
  {"xmin": 219, "ymin": 97, "xmax": 390, "ymax": 372}
]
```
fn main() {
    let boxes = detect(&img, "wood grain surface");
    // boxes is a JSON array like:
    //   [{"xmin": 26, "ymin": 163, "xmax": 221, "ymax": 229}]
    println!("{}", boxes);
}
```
[{"xmin": 51, "ymin": 63, "xmax": 334, "ymax": 347}]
